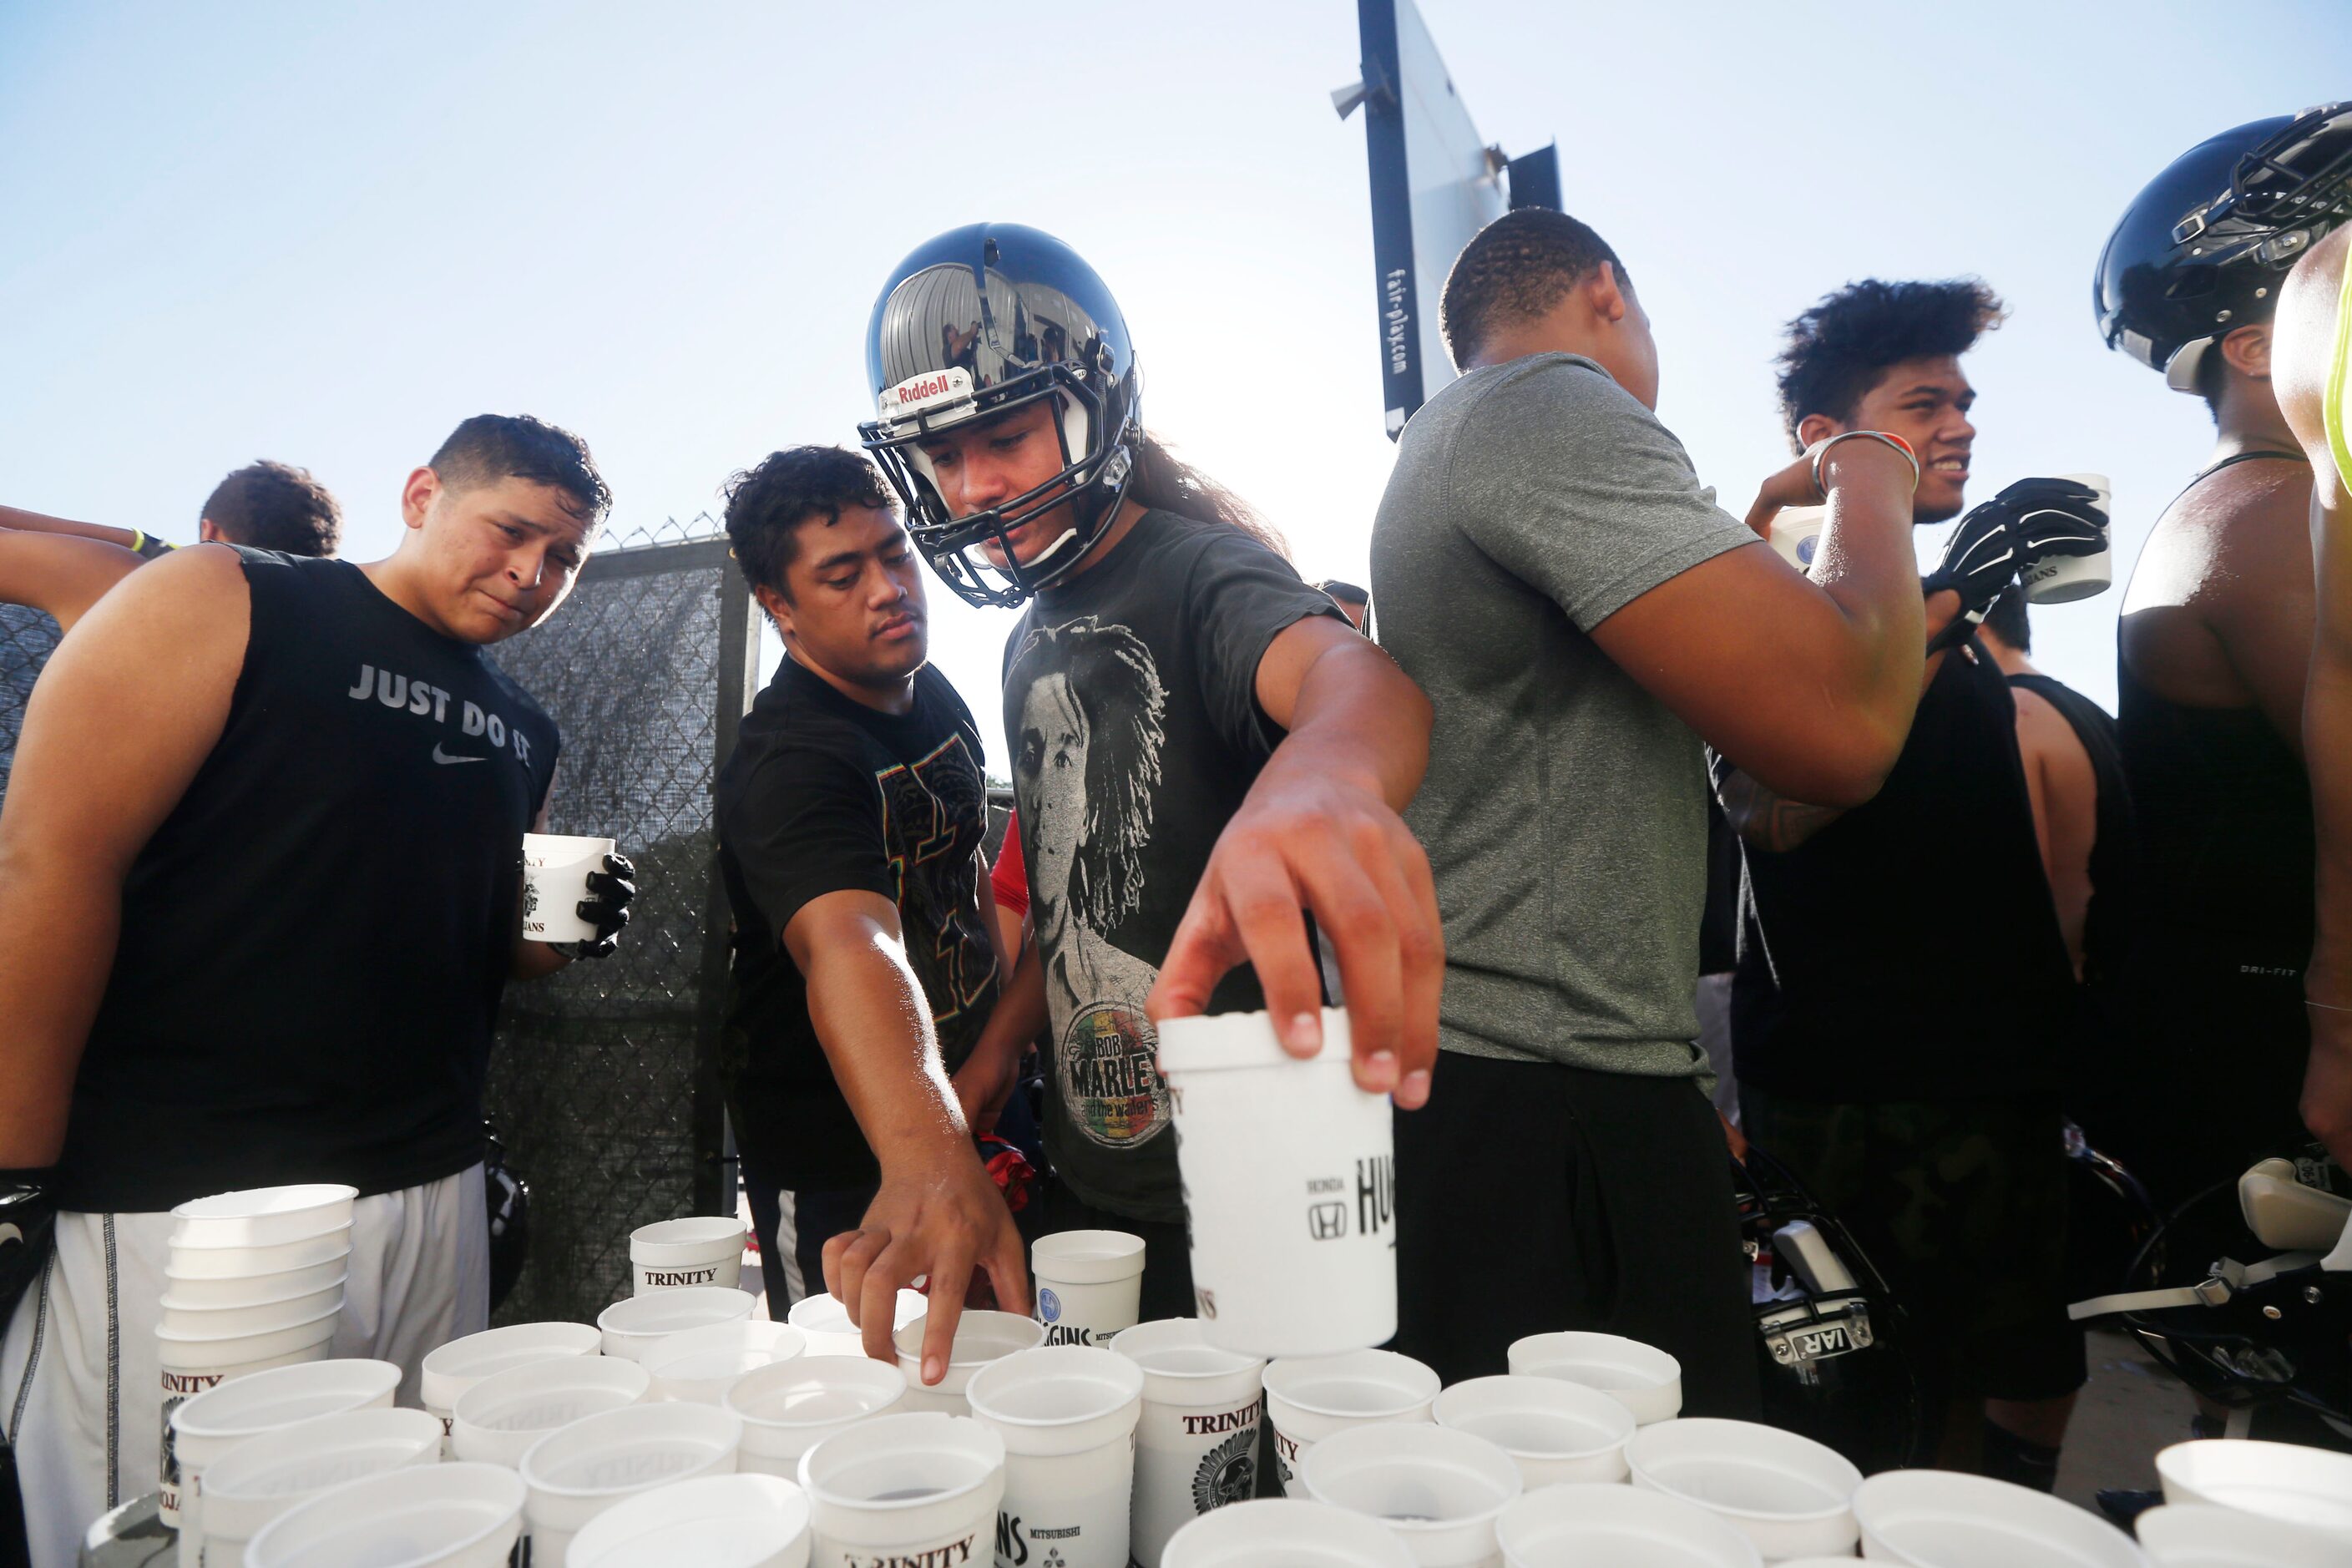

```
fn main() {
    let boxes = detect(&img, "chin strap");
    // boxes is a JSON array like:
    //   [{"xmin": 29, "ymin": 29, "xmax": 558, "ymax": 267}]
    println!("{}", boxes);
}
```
[{"xmin": 2069, "ymin": 1249, "xmax": 2324, "ymax": 1321}]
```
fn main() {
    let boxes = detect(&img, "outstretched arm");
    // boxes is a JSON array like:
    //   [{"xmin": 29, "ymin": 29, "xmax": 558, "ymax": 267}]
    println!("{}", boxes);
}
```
[
  {"xmin": 795, "ymin": 891, "xmax": 1029, "ymax": 1378},
  {"xmin": 0, "ymin": 503, "xmax": 144, "ymax": 553},
  {"xmin": 0, "ymin": 529, "xmax": 145, "ymax": 634},
  {"xmin": 1148, "ymin": 616, "xmax": 1440, "ymax": 1108},
  {"xmin": 1596, "ymin": 442, "xmax": 1926, "ymax": 808},
  {"xmin": 0, "ymin": 546, "xmax": 248, "ymax": 1165}
]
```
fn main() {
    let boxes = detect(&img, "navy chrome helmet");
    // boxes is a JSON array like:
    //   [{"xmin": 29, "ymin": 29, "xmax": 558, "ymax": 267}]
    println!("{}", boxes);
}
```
[
  {"xmin": 2095, "ymin": 104, "xmax": 2352, "ymax": 392},
  {"xmin": 858, "ymin": 224, "xmax": 1141, "ymax": 609}
]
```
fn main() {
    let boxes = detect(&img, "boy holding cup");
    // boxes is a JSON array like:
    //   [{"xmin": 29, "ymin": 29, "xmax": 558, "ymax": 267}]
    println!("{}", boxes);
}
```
[
  {"xmin": 1718, "ymin": 281, "xmax": 2107, "ymax": 1485},
  {"xmin": 0, "ymin": 415, "xmax": 633, "ymax": 1568}
]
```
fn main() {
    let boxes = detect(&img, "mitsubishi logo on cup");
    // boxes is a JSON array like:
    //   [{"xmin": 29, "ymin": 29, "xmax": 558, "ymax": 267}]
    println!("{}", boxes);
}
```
[{"xmin": 1308, "ymin": 1203, "xmax": 1348, "ymax": 1241}]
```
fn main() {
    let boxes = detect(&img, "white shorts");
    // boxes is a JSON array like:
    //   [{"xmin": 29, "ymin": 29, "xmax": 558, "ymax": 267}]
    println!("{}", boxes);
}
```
[{"xmin": 1, "ymin": 1164, "xmax": 488, "ymax": 1568}]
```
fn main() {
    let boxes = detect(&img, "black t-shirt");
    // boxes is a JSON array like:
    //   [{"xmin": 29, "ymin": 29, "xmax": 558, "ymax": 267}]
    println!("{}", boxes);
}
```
[
  {"xmin": 1728, "ymin": 640, "xmax": 2077, "ymax": 1105},
  {"xmin": 716, "ymin": 659, "xmax": 999, "ymax": 1191},
  {"xmin": 57, "ymin": 551, "xmax": 559, "ymax": 1211},
  {"xmin": 1001, "ymin": 510, "xmax": 1343, "ymax": 1222}
]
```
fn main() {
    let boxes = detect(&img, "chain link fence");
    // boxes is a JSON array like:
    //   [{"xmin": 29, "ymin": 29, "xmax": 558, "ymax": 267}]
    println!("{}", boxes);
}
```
[
  {"xmin": 0, "ymin": 604, "xmax": 62, "ymax": 800},
  {"xmin": 484, "ymin": 516, "xmax": 757, "ymax": 1325}
]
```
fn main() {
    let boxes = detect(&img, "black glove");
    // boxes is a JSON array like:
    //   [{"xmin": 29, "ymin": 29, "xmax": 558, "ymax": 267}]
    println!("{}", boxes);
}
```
[
  {"xmin": 2009, "ymin": 479, "xmax": 2110, "ymax": 583},
  {"xmin": 553, "ymin": 851, "xmax": 636, "ymax": 960},
  {"xmin": 1920, "ymin": 477, "xmax": 2104, "ymax": 651}
]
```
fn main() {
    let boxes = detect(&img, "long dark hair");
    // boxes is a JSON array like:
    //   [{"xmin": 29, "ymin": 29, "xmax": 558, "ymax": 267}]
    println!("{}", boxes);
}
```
[{"xmin": 1125, "ymin": 431, "xmax": 1291, "ymax": 561}]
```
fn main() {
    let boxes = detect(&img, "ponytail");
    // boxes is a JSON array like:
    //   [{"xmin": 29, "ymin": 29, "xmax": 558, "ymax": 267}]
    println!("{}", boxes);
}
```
[{"xmin": 1125, "ymin": 432, "xmax": 1292, "ymax": 562}]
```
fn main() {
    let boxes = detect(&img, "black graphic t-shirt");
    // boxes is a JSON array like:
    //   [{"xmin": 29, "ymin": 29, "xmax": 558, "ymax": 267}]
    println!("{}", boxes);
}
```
[
  {"xmin": 58, "ymin": 551, "xmax": 559, "ymax": 1211},
  {"xmin": 717, "ymin": 658, "xmax": 999, "ymax": 1190},
  {"xmin": 1003, "ymin": 510, "xmax": 1344, "ymax": 1222}
]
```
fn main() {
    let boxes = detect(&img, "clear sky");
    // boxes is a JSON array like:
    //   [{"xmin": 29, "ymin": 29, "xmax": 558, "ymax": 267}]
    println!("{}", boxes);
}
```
[{"xmin": 4, "ymin": 1, "xmax": 2347, "ymax": 772}]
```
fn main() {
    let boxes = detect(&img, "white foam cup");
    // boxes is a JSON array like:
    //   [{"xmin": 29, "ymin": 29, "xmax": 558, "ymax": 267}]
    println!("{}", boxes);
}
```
[
  {"xmin": 168, "ymin": 1185, "xmax": 357, "ymax": 1250},
  {"xmin": 1768, "ymin": 503, "xmax": 1828, "ymax": 573},
  {"xmin": 1297, "ymin": 1421, "xmax": 1523, "ymax": 1567},
  {"xmin": 641, "ymin": 1320, "xmax": 807, "ymax": 1404},
  {"xmin": 518, "ymin": 1399, "xmax": 743, "ymax": 1566},
  {"xmin": 596, "ymin": 1285, "xmax": 758, "ymax": 1361},
  {"xmin": 2019, "ymin": 473, "xmax": 2115, "ymax": 604},
  {"xmin": 726, "ymin": 1355, "xmax": 908, "ymax": 1479},
  {"xmin": 1262, "ymin": 1348, "xmax": 1439, "ymax": 1490},
  {"xmin": 242, "ymin": 1459, "xmax": 526, "ymax": 1568},
  {"xmin": 193, "ymin": 1405, "xmax": 441, "ymax": 1565},
  {"xmin": 419, "ymin": 1321, "xmax": 603, "ymax": 1454},
  {"xmin": 1506, "ymin": 1331, "xmax": 1683, "ymax": 1424},
  {"xmin": 158, "ymin": 1279, "xmax": 344, "ymax": 1338},
  {"xmin": 1158, "ymin": 1008, "xmax": 1396, "ymax": 1358},
  {"xmin": 566, "ymin": 1472, "xmax": 813, "ymax": 1568},
  {"xmin": 630, "ymin": 1215, "xmax": 749, "ymax": 1295},
  {"xmin": 1433, "ymin": 1375, "xmax": 1636, "ymax": 1489},
  {"xmin": 1496, "ymin": 1482, "xmax": 1762, "ymax": 1568},
  {"xmin": 1110, "ymin": 1319, "xmax": 1268, "ymax": 1568},
  {"xmin": 1162, "ymin": 1498, "xmax": 1419, "ymax": 1566},
  {"xmin": 1854, "ymin": 1468, "xmax": 2147, "ymax": 1565},
  {"xmin": 1031, "ymin": 1230, "xmax": 1148, "ymax": 1348},
  {"xmin": 2156, "ymin": 1439, "xmax": 2352, "ymax": 1538},
  {"xmin": 1626, "ymin": 1416, "xmax": 1861, "ymax": 1560},
  {"xmin": 450, "ymin": 1356, "xmax": 651, "ymax": 1469},
  {"xmin": 164, "ymin": 1224, "xmax": 352, "ymax": 1280},
  {"xmin": 798, "ymin": 1411, "xmax": 1005, "ymax": 1568},
  {"xmin": 159, "ymin": 1255, "xmax": 350, "ymax": 1309},
  {"xmin": 892, "ymin": 1309, "xmax": 1047, "ymax": 1415},
  {"xmin": 966, "ymin": 1344, "xmax": 1146, "ymax": 1568},
  {"xmin": 524, "ymin": 832, "xmax": 618, "ymax": 944},
  {"xmin": 164, "ymin": 1358, "xmax": 397, "ymax": 1540},
  {"xmin": 786, "ymin": 1287, "xmax": 929, "ymax": 1358},
  {"xmin": 2135, "ymin": 1502, "xmax": 2350, "ymax": 1566}
]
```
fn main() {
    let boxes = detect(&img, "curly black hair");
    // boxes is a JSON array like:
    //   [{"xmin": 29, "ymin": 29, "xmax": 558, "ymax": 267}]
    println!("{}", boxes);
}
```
[
  {"xmin": 428, "ymin": 412, "xmax": 610, "ymax": 522},
  {"xmin": 200, "ymin": 460, "xmax": 341, "ymax": 557},
  {"xmin": 1440, "ymin": 209, "xmax": 1627, "ymax": 370},
  {"xmin": 1775, "ymin": 279, "xmax": 2006, "ymax": 449},
  {"xmin": 722, "ymin": 445, "xmax": 896, "ymax": 601}
]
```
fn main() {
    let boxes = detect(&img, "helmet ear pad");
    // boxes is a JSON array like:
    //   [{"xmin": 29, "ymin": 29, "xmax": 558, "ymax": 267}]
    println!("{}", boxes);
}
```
[{"xmin": 2163, "ymin": 336, "xmax": 2211, "ymax": 394}]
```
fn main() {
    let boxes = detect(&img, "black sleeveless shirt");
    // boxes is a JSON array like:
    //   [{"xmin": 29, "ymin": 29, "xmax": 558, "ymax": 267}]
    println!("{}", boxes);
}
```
[
  {"xmin": 55, "ymin": 551, "xmax": 559, "ymax": 1211},
  {"xmin": 1731, "ymin": 640, "xmax": 2078, "ymax": 1103},
  {"xmin": 2007, "ymin": 671, "xmax": 2137, "ymax": 989}
]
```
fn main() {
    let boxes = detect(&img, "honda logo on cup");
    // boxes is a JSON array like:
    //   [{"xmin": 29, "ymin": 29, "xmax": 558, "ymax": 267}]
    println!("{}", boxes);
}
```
[{"xmin": 1308, "ymin": 1202, "xmax": 1348, "ymax": 1241}]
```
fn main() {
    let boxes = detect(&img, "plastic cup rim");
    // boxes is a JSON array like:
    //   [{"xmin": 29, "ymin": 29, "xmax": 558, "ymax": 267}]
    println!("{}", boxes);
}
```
[
  {"xmin": 893, "ymin": 1310, "xmax": 1046, "ymax": 1369},
  {"xmin": 1629, "ymin": 1418, "xmax": 1859, "ymax": 1524},
  {"xmin": 964, "ymin": 1349, "xmax": 1145, "ymax": 1431},
  {"xmin": 518, "ymin": 1404, "xmax": 744, "ymax": 1500},
  {"xmin": 797, "ymin": 1413, "xmax": 1004, "ymax": 1515},
  {"xmin": 155, "ymin": 1301, "xmax": 345, "ymax": 1348}
]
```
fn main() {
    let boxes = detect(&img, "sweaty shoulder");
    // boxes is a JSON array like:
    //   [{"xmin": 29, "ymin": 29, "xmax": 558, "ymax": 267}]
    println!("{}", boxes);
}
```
[{"xmin": 71, "ymin": 540, "xmax": 250, "ymax": 653}]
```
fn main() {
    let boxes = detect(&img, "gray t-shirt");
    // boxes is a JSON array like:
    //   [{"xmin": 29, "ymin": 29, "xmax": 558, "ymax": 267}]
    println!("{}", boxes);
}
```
[{"xmin": 1370, "ymin": 352, "xmax": 1755, "ymax": 1075}]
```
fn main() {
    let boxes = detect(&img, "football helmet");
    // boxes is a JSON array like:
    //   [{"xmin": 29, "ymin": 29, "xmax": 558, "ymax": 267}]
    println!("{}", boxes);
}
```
[
  {"xmin": 2095, "ymin": 104, "xmax": 2352, "ymax": 392},
  {"xmin": 859, "ymin": 223, "xmax": 1141, "ymax": 608},
  {"xmin": 2069, "ymin": 1146, "xmax": 2352, "ymax": 1437},
  {"xmin": 1732, "ymin": 1149, "xmax": 1925, "ymax": 1473}
]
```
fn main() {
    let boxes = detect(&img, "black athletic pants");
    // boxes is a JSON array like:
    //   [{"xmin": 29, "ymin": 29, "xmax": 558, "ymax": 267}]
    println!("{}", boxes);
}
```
[{"xmin": 1393, "ymin": 1052, "xmax": 1760, "ymax": 1418}]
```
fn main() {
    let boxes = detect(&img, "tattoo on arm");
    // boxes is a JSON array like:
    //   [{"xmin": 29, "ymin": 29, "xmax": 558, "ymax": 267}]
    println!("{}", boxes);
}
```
[{"xmin": 1715, "ymin": 766, "xmax": 1844, "ymax": 852}]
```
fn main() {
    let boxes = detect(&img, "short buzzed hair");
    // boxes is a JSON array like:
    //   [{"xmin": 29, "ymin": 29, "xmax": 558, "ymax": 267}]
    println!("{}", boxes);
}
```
[
  {"xmin": 1440, "ymin": 209, "xmax": 1629, "ymax": 369},
  {"xmin": 200, "ymin": 460, "xmax": 341, "ymax": 557},
  {"xmin": 429, "ymin": 413, "xmax": 610, "ymax": 524},
  {"xmin": 1776, "ymin": 279, "xmax": 2006, "ymax": 447},
  {"xmin": 1981, "ymin": 586, "xmax": 2031, "ymax": 653}
]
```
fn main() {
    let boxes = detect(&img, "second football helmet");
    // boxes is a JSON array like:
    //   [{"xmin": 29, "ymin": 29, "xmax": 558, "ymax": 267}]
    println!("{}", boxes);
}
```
[{"xmin": 2095, "ymin": 103, "xmax": 2352, "ymax": 392}]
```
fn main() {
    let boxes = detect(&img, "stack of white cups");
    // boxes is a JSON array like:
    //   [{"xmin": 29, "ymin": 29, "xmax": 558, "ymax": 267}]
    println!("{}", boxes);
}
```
[
  {"xmin": 154, "ymin": 1184, "xmax": 357, "ymax": 1530},
  {"xmin": 165, "ymin": 1357, "xmax": 401, "ymax": 1565},
  {"xmin": 966, "ymin": 1344, "xmax": 1146, "ymax": 1567}
]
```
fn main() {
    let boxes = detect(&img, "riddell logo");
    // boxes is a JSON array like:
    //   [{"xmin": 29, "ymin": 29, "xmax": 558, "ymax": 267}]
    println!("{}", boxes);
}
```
[{"xmin": 896, "ymin": 374, "xmax": 953, "ymax": 405}]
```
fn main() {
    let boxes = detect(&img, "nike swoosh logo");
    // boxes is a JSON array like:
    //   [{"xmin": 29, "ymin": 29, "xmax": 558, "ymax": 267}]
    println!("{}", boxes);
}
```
[{"xmin": 432, "ymin": 743, "xmax": 487, "ymax": 766}]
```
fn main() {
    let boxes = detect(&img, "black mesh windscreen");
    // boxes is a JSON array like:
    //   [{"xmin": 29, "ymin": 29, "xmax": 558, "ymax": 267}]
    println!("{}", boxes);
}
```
[
  {"xmin": 482, "ymin": 526, "xmax": 754, "ymax": 1326},
  {"xmin": 0, "ymin": 604, "xmax": 62, "ymax": 802}
]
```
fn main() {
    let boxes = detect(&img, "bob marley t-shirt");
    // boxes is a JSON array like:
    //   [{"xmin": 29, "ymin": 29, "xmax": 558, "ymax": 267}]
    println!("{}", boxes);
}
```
[{"xmin": 1002, "ymin": 510, "xmax": 1343, "ymax": 1222}]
